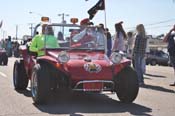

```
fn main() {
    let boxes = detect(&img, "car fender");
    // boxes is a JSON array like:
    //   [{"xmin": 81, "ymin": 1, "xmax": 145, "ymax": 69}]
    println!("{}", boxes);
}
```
[
  {"xmin": 112, "ymin": 59, "xmax": 131, "ymax": 76},
  {"xmin": 36, "ymin": 56, "xmax": 68, "ymax": 75}
]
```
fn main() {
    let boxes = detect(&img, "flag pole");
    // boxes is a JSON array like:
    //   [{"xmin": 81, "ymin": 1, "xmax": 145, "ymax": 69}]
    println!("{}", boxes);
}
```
[
  {"xmin": 104, "ymin": 0, "xmax": 107, "ymax": 29},
  {"xmin": 103, "ymin": 0, "xmax": 108, "ymax": 55}
]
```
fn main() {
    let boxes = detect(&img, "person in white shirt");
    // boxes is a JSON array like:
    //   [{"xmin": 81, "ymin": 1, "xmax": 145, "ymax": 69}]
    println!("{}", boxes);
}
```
[{"xmin": 112, "ymin": 21, "xmax": 127, "ymax": 52}]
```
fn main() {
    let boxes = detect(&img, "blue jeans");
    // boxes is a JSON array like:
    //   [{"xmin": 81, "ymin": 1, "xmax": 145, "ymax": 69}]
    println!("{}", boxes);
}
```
[
  {"xmin": 107, "ymin": 39, "xmax": 112, "ymax": 57},
  {"xmin": 169, "ymin": 55, "xmax": 175, "ymax": 83},
  {"xmin": 134, "ymin": 54, "xmax": 145, "ymax": 83},
  {"xmin": 169, "ymin": 55, "xmax": 175, "ymax": 69},
  {"xmin": 141, "ymin": 57, "xmax": 146, "ymax": 74}
]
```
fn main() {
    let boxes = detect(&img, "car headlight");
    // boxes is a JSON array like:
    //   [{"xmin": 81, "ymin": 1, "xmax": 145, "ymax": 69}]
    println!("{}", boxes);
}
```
[
  {"xmin": 57, "ymin": 51, "xmax": 70, "ymax": 63},
  {"xmin": 110, "ymin": 52, "xmax": 123, "ymax": 64}
]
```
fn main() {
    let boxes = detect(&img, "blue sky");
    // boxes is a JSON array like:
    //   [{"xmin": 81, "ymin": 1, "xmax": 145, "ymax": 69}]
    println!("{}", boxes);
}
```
[{"xmin": 0, "ymin": 0, "xmax": 175, "ymax": 39}]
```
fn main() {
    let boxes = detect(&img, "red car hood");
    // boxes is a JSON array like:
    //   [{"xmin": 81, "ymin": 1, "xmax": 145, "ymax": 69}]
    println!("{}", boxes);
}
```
[
  {"xmin": 64, "ymin": 51, "xmax": 113, "ymax": 82},
  {"xmin": 47, "ymin": 50, "xmax": 113, "ymax": 81},
  {"xmin": 47, "ymin": 50, "xmax": 130, "ymax": 83}
]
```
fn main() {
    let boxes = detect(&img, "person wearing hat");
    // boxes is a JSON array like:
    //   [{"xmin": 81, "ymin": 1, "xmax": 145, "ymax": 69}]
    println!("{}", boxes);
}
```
[
  {"xmin": 112, "ymin": 21, "xmax": 127, "ymax": 52},
  {"xmin": 71, "ymin": 18, "xmax": 95, "ymax": 47},
  {"xmin": 29, "ymin": 24, "xmax": 59, "ymax": 56},
  {"xmin": 71, "ymin": 19, "xmax": 88, "ymax": 43},
  {"xmin": 80, "ymin": 18, "xmax": 90, "ymax": 26}
]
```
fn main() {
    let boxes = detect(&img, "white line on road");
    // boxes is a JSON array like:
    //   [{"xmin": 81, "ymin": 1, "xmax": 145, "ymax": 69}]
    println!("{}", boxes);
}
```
[{"xmin": 0, "ymin": 71, "xmax": 7, "ymax": 77}]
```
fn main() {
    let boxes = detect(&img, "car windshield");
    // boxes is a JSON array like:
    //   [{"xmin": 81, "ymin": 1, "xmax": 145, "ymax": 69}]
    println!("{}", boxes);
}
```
[{"xmin": 36, "ymin": 24, "xmax": 106, "ymax": 50}]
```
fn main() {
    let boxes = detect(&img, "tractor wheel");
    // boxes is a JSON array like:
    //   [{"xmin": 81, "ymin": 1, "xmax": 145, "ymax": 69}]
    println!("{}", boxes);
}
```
[
  {"xmin": 0, "ymin": 58, "xmax": 2, "ymax": 65},
  {"xmin": 3, "ymin": 54, "xmax": 8, "ymax": 65},
  {"xmin": 31, "ymin": 63, "xmax": 51, "ymax": 104},
  {"xmin": 150, "ymin": 60, "xmax": 156, "ymax": 66},
  {"xmin": 13, "ymin": 60, "xmax": 28, "ymax": 90},
  {"xmin": 114, "ymin": 66, "xmax": 139, "ymax": 103}
]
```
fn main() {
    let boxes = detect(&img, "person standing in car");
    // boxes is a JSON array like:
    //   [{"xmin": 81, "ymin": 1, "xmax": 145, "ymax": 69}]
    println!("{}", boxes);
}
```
[
  {"xmin": 163, "ymin": 25, "xmax": 175, "ymax": 86},
  {"xmin": 112, "ymin": 21, "xmax": 127, "ymax": 52},
  {"xmin": 29, "ymin": 24, "xmax": 59, "ymax": 56}
]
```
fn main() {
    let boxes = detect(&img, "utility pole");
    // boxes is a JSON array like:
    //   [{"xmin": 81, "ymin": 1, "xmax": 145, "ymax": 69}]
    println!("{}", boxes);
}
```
[
  {"xmin": 58, "ymin": 13, "xmax": 69, "ymax": 24},
  {"xmin": 29, "ymin": 23, "xmax": 34, "ymax": 37},
  {"xmin": 15, "ymin": 25, "xmax": 18, "ymax": 40},
  {"xmin": 58, "ymin": 13, "xmax": 69, "ymax": 34},
  {"xmin": 3, "ymin": 30, "xmax": 5, "ymax": 40}
]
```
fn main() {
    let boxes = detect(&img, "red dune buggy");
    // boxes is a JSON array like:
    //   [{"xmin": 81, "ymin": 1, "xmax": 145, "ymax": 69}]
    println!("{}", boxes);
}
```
[{"xmin": 13, "ymin": 19, "xmax": 139, "ymax": 104}]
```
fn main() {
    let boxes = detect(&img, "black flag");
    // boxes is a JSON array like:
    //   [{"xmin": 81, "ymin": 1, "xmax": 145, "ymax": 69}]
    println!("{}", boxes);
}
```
[{"xmin": 88, "ymin": 0, "xmax": 105, "ymax": 20}]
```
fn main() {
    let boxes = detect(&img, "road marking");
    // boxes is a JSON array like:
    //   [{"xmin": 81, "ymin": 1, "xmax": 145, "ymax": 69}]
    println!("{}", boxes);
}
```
[{"xmin": 0, "ymin": 72, "xmax": 7, "ymax": 77}]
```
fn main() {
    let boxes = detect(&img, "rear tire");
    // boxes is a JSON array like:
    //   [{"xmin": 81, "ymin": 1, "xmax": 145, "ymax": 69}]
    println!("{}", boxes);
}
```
[
  {"xmin": 13, "ymin": 60, "xmax": 28, "ymax": 90},
  {"xmin": 3, "ymin": 54, "xmax": 8, "ymax": 65},
  {"xmin": 114, "ymin": 66, "xmax": 139, "ymax": 103},
  {"xmin": 150, "ymin": 60, "xmax": 156, "ymax": 66},
  {"xmin": 0, "ymin": 58, "xmax": 2, "ymax": 65},
  {"xmin": 31, "ymin": 63, "xmax": 51, "ymax": 104}
]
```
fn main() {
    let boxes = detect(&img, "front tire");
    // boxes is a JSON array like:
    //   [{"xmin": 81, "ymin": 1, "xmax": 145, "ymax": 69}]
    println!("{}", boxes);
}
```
[
  {"xmin": 31, "ymin": 63, "xmax": 51, "ymax": 104},
  {"xmin": 114, "ymin": 66, "xmax": 139, "ymax": 103},
  {"xmin": 13, "ymin": 60, "xmax": 28, "ymax": 90}
]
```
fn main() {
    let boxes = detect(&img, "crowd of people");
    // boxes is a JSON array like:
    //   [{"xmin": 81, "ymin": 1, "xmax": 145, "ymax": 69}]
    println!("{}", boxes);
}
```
[
  {"xmin": 105, "ymin": 21, "xmax": 148, "ymax": 86},
  {"xmin": 106, "ymin": 21, "xmax": 175, "ymax": 87}
]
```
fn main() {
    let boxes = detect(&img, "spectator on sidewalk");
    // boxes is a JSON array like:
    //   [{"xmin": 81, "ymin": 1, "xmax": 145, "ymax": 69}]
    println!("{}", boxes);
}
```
[
  {"xmin": 163, "ymin": 25, "xmax": 175, "ymax": 86},
  {"xmin": 105, "ymin": 28, "xmax": 112, "ymax": 57},
  {"xmin": 133, "ymin": 24, "xmax": 147, "ymax": 86},
  {"xmin": 127, "ymin": 31, "xmax": 135, "ymax": 59}
]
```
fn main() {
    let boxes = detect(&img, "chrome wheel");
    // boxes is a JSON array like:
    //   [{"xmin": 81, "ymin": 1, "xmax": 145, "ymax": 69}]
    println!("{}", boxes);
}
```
[
  {"xmin": 14, "ymin": 64, "xmax": 18, "ymax": 86},
  {"xmin": 31, "ymin": 72, "xmax": 38, "ymax": 98},
  {"xmin": 31, "ymin": 63, "xmax": 51, "ymax": 104}
]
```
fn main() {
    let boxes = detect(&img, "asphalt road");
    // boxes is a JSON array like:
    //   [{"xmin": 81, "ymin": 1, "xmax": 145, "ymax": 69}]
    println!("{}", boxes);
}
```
[{"xmin": 0, "ymin": 57, "xmax": 175, "ymax": 116}]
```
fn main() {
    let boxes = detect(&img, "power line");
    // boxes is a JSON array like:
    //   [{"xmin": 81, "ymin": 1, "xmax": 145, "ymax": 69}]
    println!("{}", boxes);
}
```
[
  {"xmin": 145, "ymin": 18, "xmax": 175, "ymax": 26},
  {"xmin": 146, "ymin": 25, "xmax": 172, "ymax": 29},
  {"xmin": 126, "ymin": 18, "xmax": 175, "ymax": 30}
]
